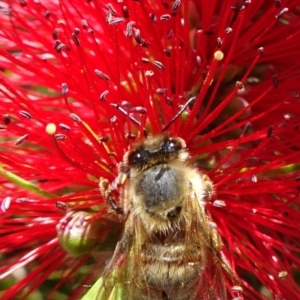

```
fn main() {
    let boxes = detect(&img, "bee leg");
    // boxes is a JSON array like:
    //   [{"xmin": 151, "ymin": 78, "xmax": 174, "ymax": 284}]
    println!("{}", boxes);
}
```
[
  {"xmin": 211, "ymin": 228, "xmax": 222, "ymax": 252},
  {"xmin": 202, "ymin": 174, "xmax": 215, "ymax": 199},
  {"xmin": 210, "ymin": 225, "xmax": 241, "ymax": 284},
  {"xmin": 218, "ymin": 252, "xmax": 241, "ymax": 285},
  {"xmin": 99, "ymin": 177, "xmax": 124, "ymax": 215},
  {"xmin": 212, "ymin": 231, "xmax": 241, "ymax": 285}
]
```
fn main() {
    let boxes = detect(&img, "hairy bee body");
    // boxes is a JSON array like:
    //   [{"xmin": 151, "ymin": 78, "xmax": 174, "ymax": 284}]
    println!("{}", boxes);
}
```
[
  {"xmin": 97, "ymin": 135, "xmax": 236, "ymax": 300},
  {"xmin": 125, "ymin": 163, "xmax": 213, "ymax": 300}
]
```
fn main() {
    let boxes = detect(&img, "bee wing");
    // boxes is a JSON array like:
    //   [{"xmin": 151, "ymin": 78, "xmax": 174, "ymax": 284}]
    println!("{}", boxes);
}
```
[
  {"xmin": 94, "ymin": 213, "xmax": 137, "ymax": 300},
  {"xmin": 187, "ymin": 190, "xmax": 228, "ymax": 300},
  {"xmin": 194, "ymin": 252, "xmax": 227, "ymax": 300},
  {"xmin": 81, "ymin": 212, "xmax": 152, "ymax": 300}
]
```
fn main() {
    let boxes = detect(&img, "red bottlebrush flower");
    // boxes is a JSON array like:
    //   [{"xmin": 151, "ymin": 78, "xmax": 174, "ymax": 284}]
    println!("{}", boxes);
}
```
[{"xmin": 1, "ymin": 0, "xmax": 300, "ymax": 299}]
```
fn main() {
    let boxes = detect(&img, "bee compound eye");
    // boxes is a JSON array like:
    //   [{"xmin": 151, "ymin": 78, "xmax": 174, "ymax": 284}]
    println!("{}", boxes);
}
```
[
  {"xmin": 160, "ymin": 138, "xmax": 182, "ymax": 153},
  {"xmin": 128, "ymin": 148, "xmax": 148, "ymax": 166}
]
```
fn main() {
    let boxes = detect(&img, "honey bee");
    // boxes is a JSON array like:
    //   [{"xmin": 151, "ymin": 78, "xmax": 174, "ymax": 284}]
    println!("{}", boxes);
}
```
[{"xmin": 96, "ymin": 135, "xmax": 239, "ymax": 300}]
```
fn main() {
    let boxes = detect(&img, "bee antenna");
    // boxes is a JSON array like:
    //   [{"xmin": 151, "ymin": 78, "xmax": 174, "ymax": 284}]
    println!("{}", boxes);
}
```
[{"xmin": 162, "ymin": 97, "xmax": 196, "ymax": 132}]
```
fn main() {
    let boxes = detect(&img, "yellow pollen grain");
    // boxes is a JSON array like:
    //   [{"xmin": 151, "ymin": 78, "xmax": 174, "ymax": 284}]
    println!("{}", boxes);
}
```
[
  {"xmin": 214, "ymin": 50, "xmax": 224, "ymax": 61},
  {"xmin": 46, "ymin": 123, "xmax": 57, "ymax": 135}
]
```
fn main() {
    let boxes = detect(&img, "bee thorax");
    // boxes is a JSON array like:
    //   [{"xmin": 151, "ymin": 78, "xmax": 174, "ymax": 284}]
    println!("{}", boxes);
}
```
[{"xmin": 133, "ymin": 164, "xmax": 186, "ymax": 221}]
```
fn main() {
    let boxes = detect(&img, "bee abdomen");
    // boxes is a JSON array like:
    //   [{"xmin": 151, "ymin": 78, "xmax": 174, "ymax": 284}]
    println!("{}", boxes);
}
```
[{"xmin": 133, "ymin": 243, "xmax": 205, "ymax": 300}]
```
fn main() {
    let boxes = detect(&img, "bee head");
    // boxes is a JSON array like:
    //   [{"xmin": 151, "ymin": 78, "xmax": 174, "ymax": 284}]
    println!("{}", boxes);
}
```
[{"xmin": 124, "ymin": 135, "xmax": 189, "ymax": 171}]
